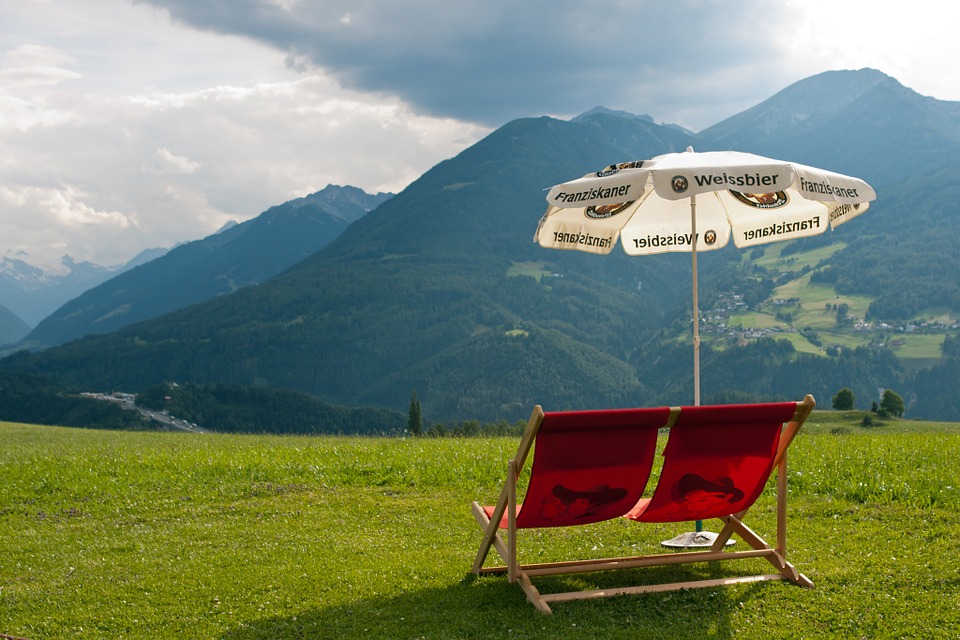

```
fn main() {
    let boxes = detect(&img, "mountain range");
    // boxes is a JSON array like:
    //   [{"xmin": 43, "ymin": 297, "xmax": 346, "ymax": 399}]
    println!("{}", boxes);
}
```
[
  {"xmin": 0, "ymin": 249, "xmax": 166, "ymax": 341},
  {"xmin": 5, "ymin": 68, "xmax": 960, "ymax": 424},
  {"xmin": 15, "ymin": 185, "xmax": 393, "ymax": 350}
]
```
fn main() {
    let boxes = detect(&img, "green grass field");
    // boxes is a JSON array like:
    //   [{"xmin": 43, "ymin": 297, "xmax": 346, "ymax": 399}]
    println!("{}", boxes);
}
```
[
  {"xmin": 507, "ymin": 261, "xmax": 551, "ymax": 282},
  {"xmin": 772, "ymin": 331, "xmax": 825, "ymax": 355},
  {"xmin": 2, "ymin": 415, "xmax": 959, "ymax": 639},
  {"xmin": 749, "ymin": 243, "xmax": 847, "ymax": 273},
  {"xmin": 765, "ymin": 273, "xmax": 875, "ymax": 332}
]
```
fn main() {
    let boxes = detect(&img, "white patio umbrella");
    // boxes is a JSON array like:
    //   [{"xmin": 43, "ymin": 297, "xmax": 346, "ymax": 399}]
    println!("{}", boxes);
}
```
[
  {"xmin": 535, "ymin": 146, "xmax": 876, "ymax": 405},
  {"xmin": 534, "ymin": 147, "xmax": 876, "ymax": 547}
]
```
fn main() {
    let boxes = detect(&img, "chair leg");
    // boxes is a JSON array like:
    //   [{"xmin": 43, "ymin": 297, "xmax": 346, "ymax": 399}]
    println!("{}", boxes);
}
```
[
  {"xmin": 472, "ymin": 501, "xmax": 554, "ymax": 614},
  {"xmin": 517, "ymin": 574, "xmax": 552, "ymax": 614},
  {"xmin": 720, "ymin": 514, "xmax": 813, "ymax": 588},
  {"xmin": 472, "ymin": 501, "xmax": 503, "ymax": 574}
]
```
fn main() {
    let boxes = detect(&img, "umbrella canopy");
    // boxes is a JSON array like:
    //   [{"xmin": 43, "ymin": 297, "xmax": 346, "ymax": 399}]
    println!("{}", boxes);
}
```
[{"xmin": 534, "ymin": 147, "xmax": 876, "ymax": 405}]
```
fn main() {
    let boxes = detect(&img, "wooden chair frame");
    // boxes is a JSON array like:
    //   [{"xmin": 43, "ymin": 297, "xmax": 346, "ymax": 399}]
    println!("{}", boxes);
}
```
[{"xmin": 471, "ymin": 395, "xmax": 816, "ymax": 614}]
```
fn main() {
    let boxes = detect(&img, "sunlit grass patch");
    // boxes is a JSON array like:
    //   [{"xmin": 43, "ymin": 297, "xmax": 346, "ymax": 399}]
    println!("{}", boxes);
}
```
[
  {"xmin": 748, "ymin": 242, "xmax": 846, "ymax": 273},
  {"xmin": 507, "ymin": 261, "xmax": 551, "ymax": 282}
]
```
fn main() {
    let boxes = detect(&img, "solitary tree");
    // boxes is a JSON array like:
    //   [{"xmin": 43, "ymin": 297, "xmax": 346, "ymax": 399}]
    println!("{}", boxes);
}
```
[
  {"xmin": 879, "ymin": 389, "xmax": 905, "ymax": 418},
  {"xmin": 832, "ymin": 387, "xmax": 855, "ymax": 411},
  {"xmin": 407, "ymin": 391, "xmax": 423, "ymax": 436}
]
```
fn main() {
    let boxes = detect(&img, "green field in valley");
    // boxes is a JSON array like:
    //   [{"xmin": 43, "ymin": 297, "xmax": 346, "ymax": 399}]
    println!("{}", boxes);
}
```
[{"xmin": 723, "ymin": 243, "xmax": 959, "ymax": 364}]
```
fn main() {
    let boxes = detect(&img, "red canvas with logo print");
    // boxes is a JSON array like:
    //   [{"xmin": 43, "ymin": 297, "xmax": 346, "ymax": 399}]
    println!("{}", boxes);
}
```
[
  {"xmin": 625, "ymin": 402, "xmax": 798, "ymax": 523},
  {"xmin": 483, "ymin": 406, "xmax": 667, "ymax": 529}
]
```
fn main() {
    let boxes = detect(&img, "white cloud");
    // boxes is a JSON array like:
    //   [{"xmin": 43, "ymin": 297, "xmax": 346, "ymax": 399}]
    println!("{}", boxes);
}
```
[
  {"xmin": 0, "ymin": 44, "xmax": 80, "ymax": 89},
  {"xmin": 42, "ymin": 186, "xmax": 136, "ymax": 228},
  {"xmin": 0, "ymin": 0, "xmax": 488, "ymax": 268},
  {"xmin": 0, "ymin": 63, "xmax": 81, "ymax": 90},
  {"xmin": 0, "ymin": 94, "xmax": 76, "ymax": 131},
  {"xmin": 144, "ymin": 148, "xmax": 201, "ymax": 175},
  {"xmin": 0, "ymin": 44, "xmax": 81, "ymax": 130},
  {"xmin": 0, "ymin": 184, "xmax": 135, "ymax": 230},
  {"xmin": 0, "ymin": 185, "xmax": 138, "ymax": 268}
]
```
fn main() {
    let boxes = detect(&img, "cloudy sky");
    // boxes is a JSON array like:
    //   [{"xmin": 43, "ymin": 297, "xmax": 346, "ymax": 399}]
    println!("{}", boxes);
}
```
[{"xmin": 2, "ymin": 0, "xmax": 959, "ymax": 270}]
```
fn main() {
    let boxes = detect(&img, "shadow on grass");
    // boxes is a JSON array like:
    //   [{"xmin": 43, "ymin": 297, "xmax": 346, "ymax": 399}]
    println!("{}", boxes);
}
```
[{"xmin": 220, "ymin": 563, "xmax": 777, "ymax": 640}]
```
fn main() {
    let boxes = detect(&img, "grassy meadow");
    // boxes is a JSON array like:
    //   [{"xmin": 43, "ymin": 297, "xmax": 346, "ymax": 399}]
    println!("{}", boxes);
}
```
[{"xmin": 2, "ymin": 412, "xmax": 959, "ymax": 639}]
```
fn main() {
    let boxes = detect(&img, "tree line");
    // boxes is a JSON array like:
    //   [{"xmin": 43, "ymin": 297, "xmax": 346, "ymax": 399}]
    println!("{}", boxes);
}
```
[
  {"xmin": 136, "ymin": 382, "xmax": 405, "ymax": 435},
  {"xmin": 0, "ymin": 371, "xmax": 146, "ymax": 430}
]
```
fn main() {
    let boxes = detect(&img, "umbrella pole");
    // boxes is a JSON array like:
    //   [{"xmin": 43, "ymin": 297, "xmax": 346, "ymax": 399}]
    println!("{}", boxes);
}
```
[
  {"xmin": 691, "ymin": 193, "xmax": 700, "ymax": 407},
  {"xmin": 692, "ymin": 194, "xmax": 705, "ymax": 535},
  {"xmin": 660, "ymin": 193, "xmax": 732, "ymax": 550}
]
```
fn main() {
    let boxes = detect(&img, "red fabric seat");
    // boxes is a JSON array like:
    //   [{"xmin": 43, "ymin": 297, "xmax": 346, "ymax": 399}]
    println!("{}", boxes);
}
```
[
  {"xmin": 626, "ymin": 402, "xmax": 798, "ymax": 522},
  {"xmin": 484, "ymin": 406, "xmax": 668, "ymax": 528}
]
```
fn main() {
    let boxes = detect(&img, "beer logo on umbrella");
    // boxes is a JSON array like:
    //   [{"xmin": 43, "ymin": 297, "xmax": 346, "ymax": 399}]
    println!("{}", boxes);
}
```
[
  {"xmin": 671, "ymin": 175, "xmax": 689, "ymax": 194},
  {"xmin": 586, "ymin": 201, "xmax": 635, "ymax": 219},
  {"xmin": 596, "ymin": 160, "xmax": 643, "ymax": 178},
  {"xmin": 730, "ymin": 190, "xmax": 789, "ymax": 209}
]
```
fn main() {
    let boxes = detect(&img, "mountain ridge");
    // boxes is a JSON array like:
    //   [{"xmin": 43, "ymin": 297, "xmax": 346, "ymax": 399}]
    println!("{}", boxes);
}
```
[
  {"xmin": 0, "ymin": 252, "xmax": 160, "ymax": 328},
  {"xmin": 17, "ymin": 184, "xmax": 393, "ymax": 350},
  {"xmin": 698, "ymin": 69, "xmax": 960, "ymax": 186}
]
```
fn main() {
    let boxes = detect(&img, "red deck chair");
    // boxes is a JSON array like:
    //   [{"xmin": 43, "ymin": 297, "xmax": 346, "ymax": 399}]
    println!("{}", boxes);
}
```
[
  {"xmin": 471, "ymin": 395, "xmax": 816, "ymax": 614},
  {"xmin": 471, "ymin": 404, "xmax": 668, "ymax": 611}
]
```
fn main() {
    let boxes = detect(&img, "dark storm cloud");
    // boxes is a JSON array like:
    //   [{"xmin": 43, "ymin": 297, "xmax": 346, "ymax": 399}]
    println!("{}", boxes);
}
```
[{"xmin": 136, "ymin": 0, "xmax": 792, "ymax": 127}]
